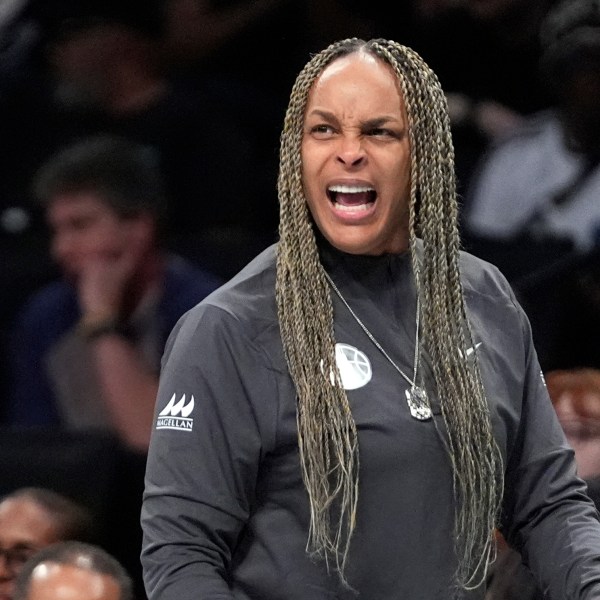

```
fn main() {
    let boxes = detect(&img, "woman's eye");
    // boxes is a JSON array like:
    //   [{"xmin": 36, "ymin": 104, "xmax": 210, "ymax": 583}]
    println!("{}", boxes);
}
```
[
  {"xmin": 311, "ymin": 124, "xmax": 334, "ymax": 135},
  {"xmin": 369, "ymin": 127, "xmax": 394, "ymax": 138}
]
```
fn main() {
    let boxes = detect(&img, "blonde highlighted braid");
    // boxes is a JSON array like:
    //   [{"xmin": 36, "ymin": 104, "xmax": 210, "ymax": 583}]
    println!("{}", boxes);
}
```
[{"xmin": 275, "ymin": 38, "xmax": 503, "ymax": 590}]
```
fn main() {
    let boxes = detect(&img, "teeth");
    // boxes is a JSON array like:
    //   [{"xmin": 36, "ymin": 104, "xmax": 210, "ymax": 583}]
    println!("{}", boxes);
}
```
[
  {"xmin": 335, "ymin": 203, "xmax": 370, "ymax": 213},
  {"xmin": 328, "ymin": 185, "xmax": 374, "ymax": 193}
]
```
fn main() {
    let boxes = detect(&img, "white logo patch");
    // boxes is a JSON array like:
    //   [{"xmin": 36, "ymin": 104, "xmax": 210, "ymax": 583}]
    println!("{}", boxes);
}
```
[
  {"xmin": 321, "ymin": 343, "xmax": 372, "ymax": 390},
  {"xmin": 156, "ymin": 393, "xmax": 195, "ymax": 431}
]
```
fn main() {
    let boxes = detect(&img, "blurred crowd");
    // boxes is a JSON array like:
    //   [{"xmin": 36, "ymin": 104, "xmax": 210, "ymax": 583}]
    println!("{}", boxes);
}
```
[{"xmin": 1, "ymin": 0, "xmax": 600, "ymax": 598}]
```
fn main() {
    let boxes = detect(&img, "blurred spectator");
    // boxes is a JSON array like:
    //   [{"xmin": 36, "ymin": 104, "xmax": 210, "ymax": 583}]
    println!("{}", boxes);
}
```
[
  {"xmin": 546, "ymin": 368, "xmax": 600, "ymax": 479},
  {"xmin": 5, "ymin": 135, "xmax": 222, "ymax": 452},
  {"xmin": 485, "ymin": 366, "xmax": 600, "ymax": 599},
  {"xmin": 463, "ymin": 0, "xmax": 600, "ymax": 255},
  {"xmin": 13, "ymin": 541, "xmax": 133, "ymax": 600},
  {"xmin": 0, "ymin": 487, "xmax": 96, "ymax": 600},
  {"xmin": 0, "ymin": 0, "xmax": 279, "ymax": 279},
  {"xmin": 460, "ymin": 0, "xmax": 600, "ymax": 371},
  {"xmin": 396, "ymin": 0, "xmax": 558, "ymax": 188},
  {"xmin": 0, "ymin": 0, "xmax": 166, "ymax": 235},
  {"xmin": 0, "ymin": 0, "xmax": 282, "ymax": 404}
]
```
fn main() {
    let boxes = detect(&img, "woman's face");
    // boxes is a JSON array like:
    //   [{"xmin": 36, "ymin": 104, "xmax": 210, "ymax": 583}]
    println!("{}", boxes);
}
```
[{"xmin": 301, "ymin": 50, "xmax": 412, "ymax": 256}]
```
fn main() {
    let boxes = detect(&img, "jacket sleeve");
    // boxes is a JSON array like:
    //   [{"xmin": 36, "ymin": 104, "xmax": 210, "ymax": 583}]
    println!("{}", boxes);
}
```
[
  {"xmin": 500, "ymin": 304, "xmax": 600, "ymax": 599},
  {"xmin": 140, "ymin": 303, "xmax": 277, "ymax": 600}
]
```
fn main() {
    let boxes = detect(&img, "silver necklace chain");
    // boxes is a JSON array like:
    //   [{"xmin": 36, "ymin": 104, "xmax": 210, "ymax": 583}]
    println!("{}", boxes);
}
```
[{"xmin": 323, "ymin": 270, "xmax": 432, "ymax": 421}]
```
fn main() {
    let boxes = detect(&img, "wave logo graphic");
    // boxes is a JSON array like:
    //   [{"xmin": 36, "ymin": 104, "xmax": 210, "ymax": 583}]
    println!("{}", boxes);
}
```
[
  {"xmin": 156, "ymin": 393, "xmax": 195, "ymax": 432},
  {"xmin": 321, "ymin": 343, "xmax": 372, "ymax": 390}
]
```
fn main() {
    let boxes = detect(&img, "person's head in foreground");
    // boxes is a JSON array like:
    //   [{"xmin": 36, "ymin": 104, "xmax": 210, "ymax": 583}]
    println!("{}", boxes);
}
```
[
  {"xmin": 275, "ymin": 37, "xmax": 502, "ymax": 590},
  {"xmin": 12, "ymin": 541, "xmax": 133, "ymax": 600},
  {"xmin": 0, "ymin": 488, "xmax": 95, "ymax": 600}
]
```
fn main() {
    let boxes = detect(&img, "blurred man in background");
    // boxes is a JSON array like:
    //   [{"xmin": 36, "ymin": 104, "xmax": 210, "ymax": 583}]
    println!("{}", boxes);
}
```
[{"xmin": 6, "ymin": 135, "xmax": 222, "ymax": 452}]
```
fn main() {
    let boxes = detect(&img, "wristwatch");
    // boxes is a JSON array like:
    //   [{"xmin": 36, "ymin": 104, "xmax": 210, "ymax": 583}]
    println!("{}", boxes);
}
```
[{"xmin": 76, "ymin": 314, "xmax": 123, "ymax": 340}]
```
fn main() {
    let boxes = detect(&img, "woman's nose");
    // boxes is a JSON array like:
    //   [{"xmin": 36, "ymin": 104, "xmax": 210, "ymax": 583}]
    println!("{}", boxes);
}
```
[{"xmin": 336, "ymin": 136, "xmax": 366, "ymax": 167}]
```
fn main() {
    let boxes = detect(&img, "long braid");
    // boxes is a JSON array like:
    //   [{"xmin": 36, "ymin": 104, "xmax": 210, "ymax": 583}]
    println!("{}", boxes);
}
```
[
  {"xmin": 371, "ymin": 40, "xmax": 504, "ymax": 588},
  {"xmin": 276, "ymin": 38, "xmax": 503, "ymax": 589},
  {"xmin": 276, "ymin": 45, "xmax": 359, "ymax": 582}
]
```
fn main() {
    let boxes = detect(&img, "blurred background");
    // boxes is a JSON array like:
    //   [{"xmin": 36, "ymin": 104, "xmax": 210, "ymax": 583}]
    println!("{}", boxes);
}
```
[{"xmin": 1, "ymin": 1, "xmax": 600, "ymax": 599}]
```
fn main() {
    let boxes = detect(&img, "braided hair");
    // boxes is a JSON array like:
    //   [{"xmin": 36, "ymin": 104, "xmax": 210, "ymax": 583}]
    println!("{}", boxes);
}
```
[{"xmin": 275, "ymin": 38, "xmax": 503, "ymax": 590}]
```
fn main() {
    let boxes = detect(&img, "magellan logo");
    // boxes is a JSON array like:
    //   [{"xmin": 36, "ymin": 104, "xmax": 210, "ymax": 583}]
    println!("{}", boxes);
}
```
[{"xmin": 156, "ymin": 393, "xmax": 195, "ymax": 432}]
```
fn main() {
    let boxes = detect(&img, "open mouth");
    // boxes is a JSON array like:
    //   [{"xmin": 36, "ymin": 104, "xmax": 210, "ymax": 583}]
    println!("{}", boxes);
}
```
[{"xmin": 327, "ymin": 185, "xmax": 376, "ymax": 213}]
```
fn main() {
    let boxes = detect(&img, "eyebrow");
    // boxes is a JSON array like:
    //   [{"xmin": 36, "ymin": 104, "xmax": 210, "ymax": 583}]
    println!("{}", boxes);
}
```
[
  {"xmin": 305, "ymin": 109, "xmax": 336, "ymax": 121},
  {"xmin": 362, "ymin": 116, "xmax": 402, "ymax": 128},
  {"xmin": 305, "ymin": 110, "xmax": 402, "ymax": 128}
]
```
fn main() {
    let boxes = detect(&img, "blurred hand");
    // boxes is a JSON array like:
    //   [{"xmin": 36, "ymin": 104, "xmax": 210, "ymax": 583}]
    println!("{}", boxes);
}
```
[
  {"xmin": 446, "ymin": 93, "xmax": 525, "ymax": 140},
  {"xmin": 474, "ymin": 100, "xmax": 526, "ymax": 140},
  {"xmin": 77, "ymin": 234, "xmax": 147, "ymax": 318}
]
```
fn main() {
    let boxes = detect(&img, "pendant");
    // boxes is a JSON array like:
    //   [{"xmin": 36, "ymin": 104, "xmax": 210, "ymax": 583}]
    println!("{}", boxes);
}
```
[{"xmin": 405, "ymin": 386, "xmax": 432, "ymax": 421}]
